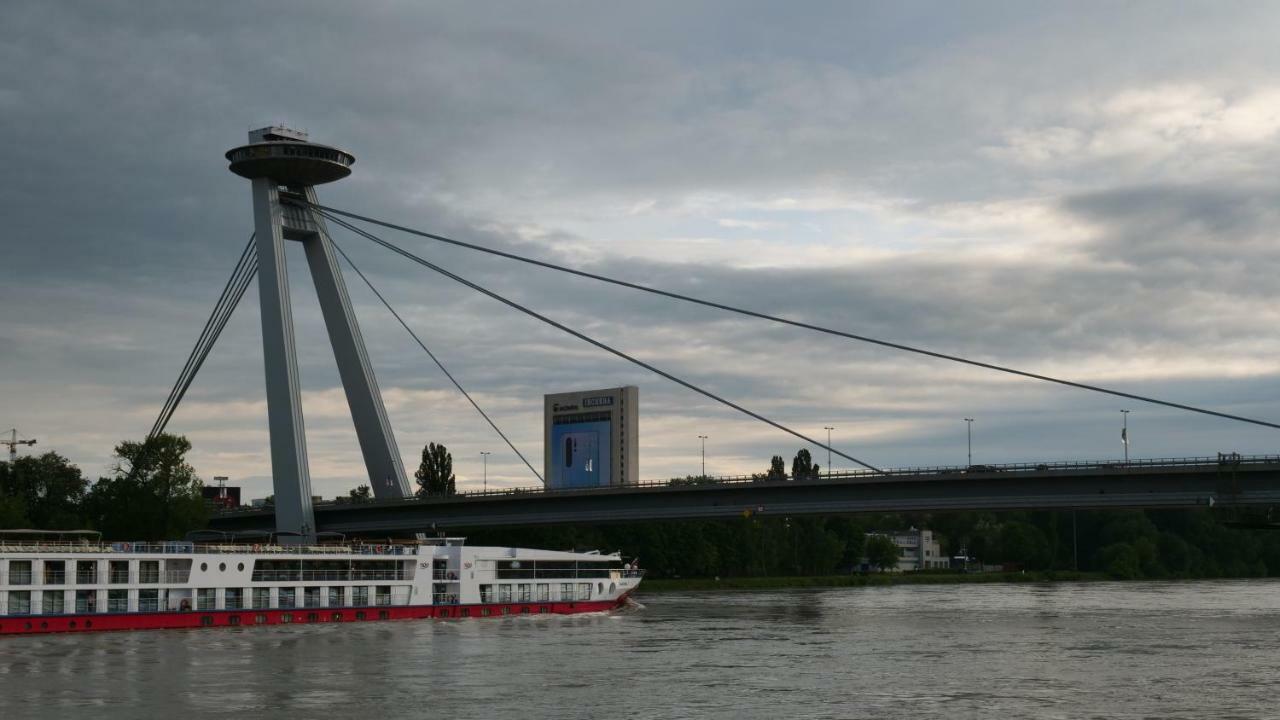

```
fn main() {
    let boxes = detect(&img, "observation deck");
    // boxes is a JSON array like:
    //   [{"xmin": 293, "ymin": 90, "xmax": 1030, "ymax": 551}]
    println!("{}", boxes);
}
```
[{"xmin": 226, "ymin": 126, "xmax": 354, "ymax": 186}]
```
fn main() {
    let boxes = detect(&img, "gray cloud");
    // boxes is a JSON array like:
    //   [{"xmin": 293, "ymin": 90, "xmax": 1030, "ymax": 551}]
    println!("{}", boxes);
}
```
[{"xmin": 4, "ymin": 2, "xmax": 1280, "ymax": 497}]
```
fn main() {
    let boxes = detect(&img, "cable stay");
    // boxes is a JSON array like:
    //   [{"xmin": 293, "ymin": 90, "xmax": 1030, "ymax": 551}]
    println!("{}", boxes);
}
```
[
  {"xmin": 318, "ymin": 209, "xmax": 884, "ymax": 474},
  {"xmin": 325, "ymin": 235, "xmax": 545, "ymax": 484},
  {"xmin": 306, "ymin": 202, "xmax": 1280, "ymax": 432},
  {"xmin": 150, "ymin": 235, "xmax": 258, "ymax": 439}
]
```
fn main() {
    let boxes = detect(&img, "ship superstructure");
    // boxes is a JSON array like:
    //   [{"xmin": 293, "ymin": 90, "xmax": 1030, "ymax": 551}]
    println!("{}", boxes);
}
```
[{"xmin": 0, "ymin": 532, "xmax": 641, "ymax": 635}]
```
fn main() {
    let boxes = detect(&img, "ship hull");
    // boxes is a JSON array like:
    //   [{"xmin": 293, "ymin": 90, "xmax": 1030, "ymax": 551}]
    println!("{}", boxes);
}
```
[{"xmin": 0, "ymin": 594, "xmax": 631, "ymax": 636}]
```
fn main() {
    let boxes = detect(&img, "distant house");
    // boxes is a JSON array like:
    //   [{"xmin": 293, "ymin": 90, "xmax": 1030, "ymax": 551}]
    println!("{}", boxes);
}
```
[{"xmin": 859, "ymin": 528, "xmax": 948, "ymax": 572}]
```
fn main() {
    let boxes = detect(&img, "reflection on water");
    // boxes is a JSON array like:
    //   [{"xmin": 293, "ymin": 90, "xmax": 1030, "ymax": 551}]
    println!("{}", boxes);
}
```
[{"xmin": 2, "ymin": 580, "xmax": 1279, "ymax": 719}]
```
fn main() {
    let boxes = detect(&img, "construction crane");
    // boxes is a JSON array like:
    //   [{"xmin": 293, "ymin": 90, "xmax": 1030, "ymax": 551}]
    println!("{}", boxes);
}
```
[{"xmin": 4, "ymin": 429, "xmax": 36, "ymax": 463}]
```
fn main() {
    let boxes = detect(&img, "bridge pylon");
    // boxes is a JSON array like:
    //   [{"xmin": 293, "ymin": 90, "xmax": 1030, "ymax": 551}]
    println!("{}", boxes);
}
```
[{"xmin": 226, "ymin": 127, "xmax": 411, "ymax": 541}]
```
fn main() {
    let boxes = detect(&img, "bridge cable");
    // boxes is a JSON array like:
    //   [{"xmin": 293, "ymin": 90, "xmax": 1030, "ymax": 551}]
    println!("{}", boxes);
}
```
[
  {"xmin": 317, "ymin": 209, "xmax": 885, "ymax": 474},
  {"xmin": 325, "ymin": 234, "xmax": 546, "ymax": 484},
  {"xmin": 150, "ymin": 235, "xmax": 258, "ymax": 438},
  {"xmin": 150, "ymin": 235, "xmax": 253, "ymax": 436},
  {"xmin": 307, "ymin": 202, "xmax": 1280, "ymax": 432},
  {"xmin": 152, "ymin": 248, "xmax": 258, "ymax": 438}
]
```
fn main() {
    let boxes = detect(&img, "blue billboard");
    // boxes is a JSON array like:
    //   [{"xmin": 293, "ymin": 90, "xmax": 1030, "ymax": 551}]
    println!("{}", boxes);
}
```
[{"xmin": 550, "ymin": 419, "xmax": 612, "ymax": 488}]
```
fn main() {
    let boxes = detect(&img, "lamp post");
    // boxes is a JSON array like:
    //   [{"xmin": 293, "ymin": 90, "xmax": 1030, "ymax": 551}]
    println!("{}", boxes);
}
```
[
  {"xmin": 964, "ymin": 418, "xmax": 974, "ymax": 467},
  {"xmin": 697, "ymin": 435, "xmax": 708, "ymax": 478},
  {"xmin": 823, "ymin": 426, "xmax": 834, "ymax": 477},
  {"xmin": 1121, "ymin": 409, "xmax": 1130, "ymax": 464},
  {"xmin": 480, "ymin": 451, "xmax": 491, "ymax": 492}
]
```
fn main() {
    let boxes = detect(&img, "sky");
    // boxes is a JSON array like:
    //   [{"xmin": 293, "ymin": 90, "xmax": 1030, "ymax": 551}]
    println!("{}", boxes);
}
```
[{"xmin": 3, "ymin": 1, "xmax": 1280, "ymax": 499}]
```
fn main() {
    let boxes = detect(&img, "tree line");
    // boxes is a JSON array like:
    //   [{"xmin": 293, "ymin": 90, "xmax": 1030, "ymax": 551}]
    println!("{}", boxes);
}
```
[
  {"xmin": 457, "ymin": 509, "xmax": 1280, "ymax": 581},
  {"xmin": 0, "ymin": 434, "xmax": 207, "ymax": 541}
]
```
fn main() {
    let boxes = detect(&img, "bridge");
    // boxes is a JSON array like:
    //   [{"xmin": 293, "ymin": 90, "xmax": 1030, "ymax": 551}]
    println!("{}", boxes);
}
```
[
  {"xmin": 207, "ymin": 455, "xmax": 1280, "ymax": 535},
  {"xmin": 155, "ymin": 127, "xmax": 1280, "ymax": 540}
]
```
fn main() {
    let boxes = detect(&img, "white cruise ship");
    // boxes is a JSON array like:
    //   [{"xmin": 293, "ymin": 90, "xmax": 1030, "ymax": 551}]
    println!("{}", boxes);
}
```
[{"xmin": 0, "ymin": 531, "xmax": 642, "ymax": 635}]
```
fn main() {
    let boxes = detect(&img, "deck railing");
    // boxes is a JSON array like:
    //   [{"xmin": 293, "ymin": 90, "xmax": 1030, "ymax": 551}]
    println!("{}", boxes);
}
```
[{"xmin": 250, "ymin": 569, "xmax": 406, "ymax": 582}]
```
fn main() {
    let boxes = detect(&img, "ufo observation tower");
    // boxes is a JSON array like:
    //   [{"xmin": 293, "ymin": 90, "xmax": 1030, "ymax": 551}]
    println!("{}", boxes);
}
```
[{"xmin": 227, "ymin": 127, "xmax": 410, "ymax": 540}]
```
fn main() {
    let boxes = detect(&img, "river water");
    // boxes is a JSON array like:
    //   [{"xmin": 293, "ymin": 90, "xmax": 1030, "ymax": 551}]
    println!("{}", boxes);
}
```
[{"xmin": 1, "ymin": 579, "xmax": 1279, "ymax": 719}]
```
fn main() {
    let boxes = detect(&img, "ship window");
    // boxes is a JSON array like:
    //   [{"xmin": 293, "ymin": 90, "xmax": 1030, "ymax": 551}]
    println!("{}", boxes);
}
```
[
  {"xmin": 352, "ymin": 587, "xmax": 369, "ymax": 606},
  {"xmin": 200, "ymin": 615, "xmax": 214, "ymax": 626},
  {"xmin": 328, "ymin": 587, "xmax": 344, "ymax": 607},
  {"xmin": 138, "ymin": 561, "xmax": 159, "ymax": 584},
  {"xmin": 304, "ymin": 587, "xmax": 321, "ymax": 608},
  {"xmin": 238, "ymin": 563, "xmax": 245, "ymax": 572},
  {"xmin": 43, "ymin": 561, "xmax": 66, "ymax": 585},
  {"xmin": 481, "ymin": 608, "xmax": 491, "ymax": 617},
  {"xmin": 252, "ymin": 588, "xmax": 270, "ymax": 609},
  {"xmin": 280, "ymin": 613, "xmax": 292, "ymax": 624},
  {"xmin": 108, "ymin": 589, "xmax": 128, "ymax": 612},
  {"xmin": 228, "ymin": 615, "xmax": 241, "ymax": 626},
  {"xmin": 378, "ymin": 610, "xmax": 390, "ymax": 620},
  {"xmin": 75, "ymin": 590, "xmax": 96, "ymax": 613},
  {"xmin": 200, "ymin": 563, "xmax": 208, "ymax": 572},
  {"xmin": 5, "ymin": 590, "xmax": 31, "ymax": 615},
  {"xmin": 355, "ymin": 611, "xmax": 366, "ymax": 621},
  {"xmin": 375, "ymin": 586, "xmax": 391, "ymax": 606},
  {"xmin": 219, "ymin": 563, "xmax": 226, "ymax": 572},
  {"xmin": 461, "ymin": 608, "xmax": 470, "ymax": 617},
  {"xmin": 7, "ymin": 561, "xmax": 32, "ymax": 585},
  {"xmin": 138, "ymin": 589, "xmax": 159, "ymax": 612},
  {"xmin": 108, "ymin": 561, "xmax": 129, "ymax": 584},
  {"xmin": 42, "ymin": 591, "xmax": 65, "ymax": 615},
  {"xmin": 255, "ymin": 614, "xmax": 267, "ymax": 625},
  {"xmin": 521, "ymin": 606, "xmax": 530, "ymax": 614},
  {"xmin": 278, "ymin": 588, "xmax": 296, "ymax": 609},
  {"xmin": 196, "ymin": 588, "xmax": 216, "ymax": 611}
]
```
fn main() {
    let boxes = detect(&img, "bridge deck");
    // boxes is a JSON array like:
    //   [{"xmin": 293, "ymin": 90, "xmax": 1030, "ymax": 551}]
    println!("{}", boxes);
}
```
[{"xmin": 209, "ymin": 455, "xmax": 1280, "ymax": 535}]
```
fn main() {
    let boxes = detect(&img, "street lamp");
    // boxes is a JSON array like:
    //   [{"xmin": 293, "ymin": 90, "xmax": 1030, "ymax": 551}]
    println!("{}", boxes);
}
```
[
  {"xmin": 964, "ymin": 418, "xmax": 974, "ymax": 466},
  {"xmin": 823, "ymin": 426, "xmax": 834, "ymax": 477},
  {"xmin": 1121, "ymin": 409, "xmax": 1130, "ymax": 464},
  {"xmin": 480, "ymin": 451, "xmax": 491, "ymax": 492},
  {"xmin": 697, "ymin": 435, "xmax": 708, "ymax": 478}
]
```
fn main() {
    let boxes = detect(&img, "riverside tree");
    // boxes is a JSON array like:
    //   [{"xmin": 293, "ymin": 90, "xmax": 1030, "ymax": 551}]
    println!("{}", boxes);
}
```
[
  {"xmin": 415, "ymin": 442, "xmax": 457, "ymax": 497},
  {"xmin": 0, "ymin": 452, "xmax": 88, "ymax": 529},
  {"xmin": 865, "ymin": 534, "xmax": 901, "ymax": 571},
  {"xmin": 82, "ymin": 434, "xmax": 208, "ymax": 541}
]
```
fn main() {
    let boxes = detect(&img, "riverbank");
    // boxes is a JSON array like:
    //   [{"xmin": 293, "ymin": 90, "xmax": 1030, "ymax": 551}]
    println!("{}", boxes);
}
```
[{"xmin": 637, "ymin": 570, "xmax": 1112, "ymax": 593}]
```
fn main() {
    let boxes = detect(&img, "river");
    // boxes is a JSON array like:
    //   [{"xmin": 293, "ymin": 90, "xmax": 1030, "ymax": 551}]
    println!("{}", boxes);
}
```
[{"xmin": 1, "ymin": 579, "xmax": 1278, "ymax": 719}]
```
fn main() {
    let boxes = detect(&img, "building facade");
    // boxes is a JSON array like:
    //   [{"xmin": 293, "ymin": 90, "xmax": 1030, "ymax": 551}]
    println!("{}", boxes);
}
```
[
  {"xmin": 543, "ymin": 386, "xmax": 638, "ymax": 489},
  {"xmin": 861, "ymin": 528, "xmax": 947, "ymax": 572}
]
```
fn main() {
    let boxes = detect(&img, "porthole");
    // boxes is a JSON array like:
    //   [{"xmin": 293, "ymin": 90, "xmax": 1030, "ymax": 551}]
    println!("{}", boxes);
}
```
[
  {"xmin": 84, "ymin": 620, "xmax": 92, "ymax": 629},
  {"xmin": 200, "ymin": 562, "xmax": 208, "ymax": 572},
  {"xmin": 355, "ymin": 611, "xmax": 366, "ymax": 621},
  {"xmin": 237, "ymin": 563, "xmax": 245, "ymax": 572},
  {"xmin": 40, "ymin": 622, "xmax": 48, "ymax": 630},
  {"xmin": 219, "ymin": 563, "xmax": 226, "ymax": 572},
  {"xmin": 69, "ymin": 621, "xmax": 76, "ymax": 629}
]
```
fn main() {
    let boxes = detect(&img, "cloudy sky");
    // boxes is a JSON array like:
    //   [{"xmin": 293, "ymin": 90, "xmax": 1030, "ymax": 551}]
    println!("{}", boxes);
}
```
[{"xmin": 4, "ymin": 2, "xmax": 1280, "ymax": 498}]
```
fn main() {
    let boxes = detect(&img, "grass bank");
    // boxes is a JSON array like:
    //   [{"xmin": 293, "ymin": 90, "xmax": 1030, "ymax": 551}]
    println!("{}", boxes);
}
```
[{"xmin": 637, "ymin": 571, "xmax": 1111, "ymax": 593}]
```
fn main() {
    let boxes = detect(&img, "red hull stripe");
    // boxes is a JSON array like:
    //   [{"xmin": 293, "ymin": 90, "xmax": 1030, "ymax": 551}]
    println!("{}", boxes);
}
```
[{"xmin": 0, "ymin": 596, "xmax": 629, "ymax": 636}]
